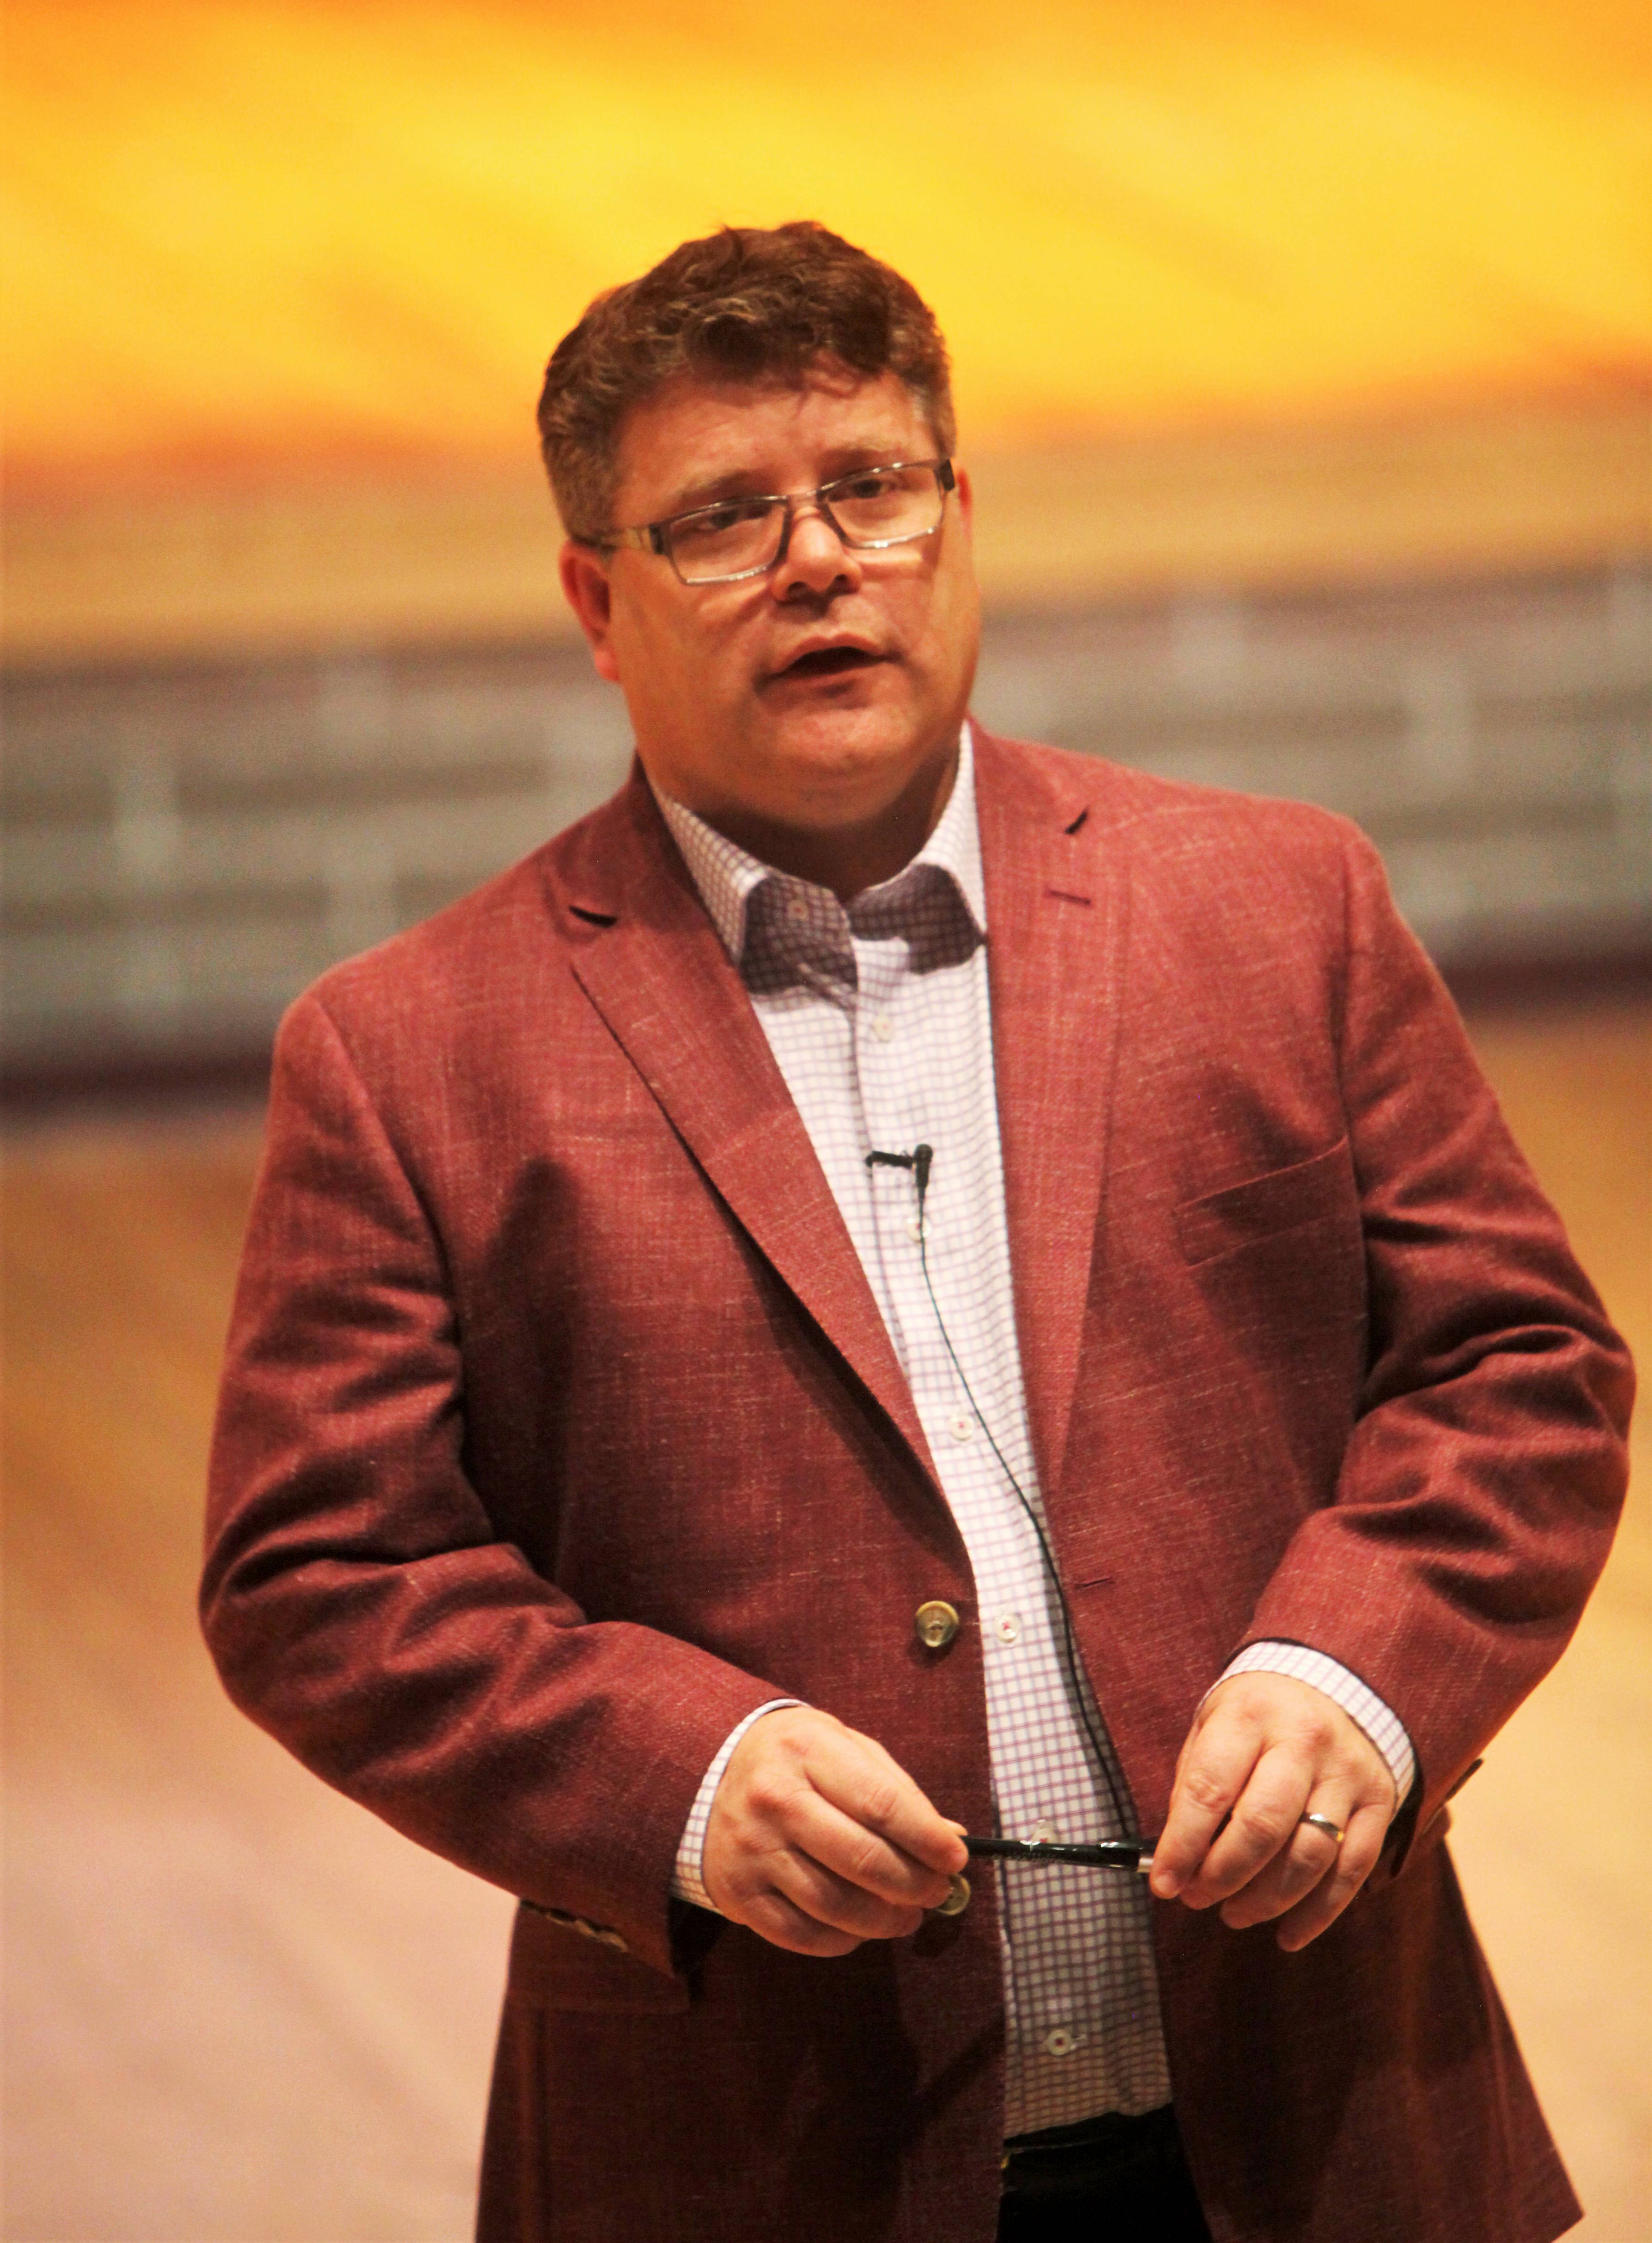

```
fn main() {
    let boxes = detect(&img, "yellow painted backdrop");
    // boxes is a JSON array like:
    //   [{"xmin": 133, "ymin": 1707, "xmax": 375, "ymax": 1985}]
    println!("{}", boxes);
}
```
[
  {"xmin": 7, "ymin": 0, "xmax": 1649, "ymax": 478},
  {"xmin": 4, "ymin": 0, "xmax": 1648, "ymax": 653}
]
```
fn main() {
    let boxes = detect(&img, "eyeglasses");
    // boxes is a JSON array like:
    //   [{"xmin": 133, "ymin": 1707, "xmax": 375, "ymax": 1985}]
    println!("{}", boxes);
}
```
[{"xmin": 586, "ymin": 458, "xmax": 956, "ymax": 585}]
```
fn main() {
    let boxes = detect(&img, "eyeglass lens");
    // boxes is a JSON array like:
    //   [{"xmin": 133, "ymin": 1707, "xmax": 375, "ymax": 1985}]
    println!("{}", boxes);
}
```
[{"xmin": 667, "ymin": 463, "xmax": 947, "ymax": 583}]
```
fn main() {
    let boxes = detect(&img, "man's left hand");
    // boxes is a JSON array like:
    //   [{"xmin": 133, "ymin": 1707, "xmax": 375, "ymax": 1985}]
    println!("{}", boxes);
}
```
[{"xmin": 1148, "ymin": 1671, "xmax": 1398, "ymax": 1951}]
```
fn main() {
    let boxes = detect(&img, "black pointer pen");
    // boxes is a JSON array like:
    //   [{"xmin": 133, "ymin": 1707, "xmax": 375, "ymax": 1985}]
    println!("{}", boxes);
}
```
[{"xmin": 964, "ymin": 1835, "xmax": 1157, "ymax": 1874}]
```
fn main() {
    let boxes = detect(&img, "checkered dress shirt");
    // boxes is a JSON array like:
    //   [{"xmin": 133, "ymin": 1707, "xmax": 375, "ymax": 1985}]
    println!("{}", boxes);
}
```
[{"xmin": 657, "ymin": 726, "xmax": 1414, "ymax": 2136}]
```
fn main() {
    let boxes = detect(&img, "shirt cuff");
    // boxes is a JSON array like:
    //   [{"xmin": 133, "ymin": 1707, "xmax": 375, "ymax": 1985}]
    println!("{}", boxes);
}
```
[
  {"xmin": 1216, "ymin": 1641, "xmax": 1417, "ymax": 1808},
  {"xmin": 671, "ymin": 1700, "xmax": 804, "ymax": 1913}
]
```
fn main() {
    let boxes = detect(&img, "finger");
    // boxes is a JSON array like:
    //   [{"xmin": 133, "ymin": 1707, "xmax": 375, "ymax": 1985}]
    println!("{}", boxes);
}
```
[
  {"xmin": 1217, "ymin": 1794, "xmax": 1354, "ymax": 1929},
  {"xmin": 716, "ymin": 1797, "xmax": 940, "ymax": 1944},
  {"xmin": 727, "ymin": 1721, "xmax": 959, "ymax": 1905},
  {"xmin": 709, "ymin": 1806, "xmax": 937, "ymax": 1942},
  {"xmin": 1175, "ymin": 1744, "xmax": 1312, "ymax": 1908},
  {"xmin": 1273, "ymin": 1801, "xmax": 1389, "ymax": 1952},
  {"xmin": 808, "ymin": 1727, "xmax": 969, "ymax": 1876},
  {"xmin": 768, "ymin": 1785, "xmax": 956, "ymax": 1911},
  {"xmin": 764, "ymin": 1846, "xmax": 933, "ymax": 1942},
  {"xmin": 1149, "ymin": 1717, "xmax": 1265, "ymax": 1898},
  {"xmin": 734, "ymin": 1882, "xmax": 870, "ymax": 1959}
]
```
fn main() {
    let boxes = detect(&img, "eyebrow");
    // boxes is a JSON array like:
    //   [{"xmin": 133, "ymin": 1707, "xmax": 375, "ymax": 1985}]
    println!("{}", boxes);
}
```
[{"xmin": 658, "ymin": 444, "xmax": 913, "ymax": 519}]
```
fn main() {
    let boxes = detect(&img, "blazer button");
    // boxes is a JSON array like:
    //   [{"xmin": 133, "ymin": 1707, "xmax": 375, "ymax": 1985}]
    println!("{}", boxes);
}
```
[
  {"xmin": 914, "ymin": 1600, "xmax": 961, "ymax": 1650},
  {"xmin": 934, "ymin": 1873, "xmax": 971, "ymax": 1917}
]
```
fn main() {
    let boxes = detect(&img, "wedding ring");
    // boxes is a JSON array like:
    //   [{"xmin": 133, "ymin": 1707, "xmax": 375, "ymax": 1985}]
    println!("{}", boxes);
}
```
[{"xmin": 1299, "ymin": 1811, "xmax": 1346, "ymax": 1847}]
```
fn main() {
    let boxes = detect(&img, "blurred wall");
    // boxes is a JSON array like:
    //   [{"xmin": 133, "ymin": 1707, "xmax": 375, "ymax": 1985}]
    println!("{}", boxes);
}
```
[{"xmin": 3, "ymin": 0, "xmax": 1649, "ymax": 1082}]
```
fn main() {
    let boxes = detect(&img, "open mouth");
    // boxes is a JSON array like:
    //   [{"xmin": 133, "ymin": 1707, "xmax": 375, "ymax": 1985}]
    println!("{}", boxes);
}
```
[{"xmin": 778, "ymin": 645, "xmax": 884, "ymax": 680}]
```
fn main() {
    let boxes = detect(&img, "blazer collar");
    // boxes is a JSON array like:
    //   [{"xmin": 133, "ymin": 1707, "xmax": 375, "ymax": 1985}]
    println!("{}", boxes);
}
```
[
  {"xmin": 562, "ymin": 769, "xmax": 945, "ymax": 1505},
  {"xmin": 973, "ymin": 726, "xmax": 1129, "ymax": 1508}
]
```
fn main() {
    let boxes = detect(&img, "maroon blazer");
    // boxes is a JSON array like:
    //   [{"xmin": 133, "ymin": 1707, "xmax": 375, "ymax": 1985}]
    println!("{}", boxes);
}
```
[{"xmin": 203, "ymin": 728, "xmax": 1632, "ymax": 2243}]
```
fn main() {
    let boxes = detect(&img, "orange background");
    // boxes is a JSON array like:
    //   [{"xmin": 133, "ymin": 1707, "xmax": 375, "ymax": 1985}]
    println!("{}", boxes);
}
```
[{"xmin": 6, "ymin": 0, "xmax": 1649, "ymax": 490}]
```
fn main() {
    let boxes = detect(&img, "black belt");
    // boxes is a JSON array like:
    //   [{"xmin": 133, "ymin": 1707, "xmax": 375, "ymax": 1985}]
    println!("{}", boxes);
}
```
[{"xmin": 1000, "ymin": 2104, "xmax": 1179, "ymax": 2201}]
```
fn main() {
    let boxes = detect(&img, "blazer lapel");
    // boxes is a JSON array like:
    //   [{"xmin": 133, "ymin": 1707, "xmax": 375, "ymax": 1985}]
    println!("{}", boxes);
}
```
[
  {"xmin": 564, "ymin": 775, "xmax": 943, "ymax": 1498},
  {"xmin": 974, "ymin": 728, "xmax": 1130, "ymax": 1507}
]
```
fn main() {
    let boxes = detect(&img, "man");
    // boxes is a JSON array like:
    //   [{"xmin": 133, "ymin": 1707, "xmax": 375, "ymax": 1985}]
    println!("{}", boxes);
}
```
[{"xmin": 202, "ymin": 224, "xmax": 1632, "ymax": 2243}]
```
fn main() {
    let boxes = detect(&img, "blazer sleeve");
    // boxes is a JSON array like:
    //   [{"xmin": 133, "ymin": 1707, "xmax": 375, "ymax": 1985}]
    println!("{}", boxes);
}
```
[
  {"xmin": 200, "ymin": 990, "xmax": 784, "ymax": 1978},
  {"xmin": 1239, "ymin": 823, "xmax": 1634, "ymax": 1870}
]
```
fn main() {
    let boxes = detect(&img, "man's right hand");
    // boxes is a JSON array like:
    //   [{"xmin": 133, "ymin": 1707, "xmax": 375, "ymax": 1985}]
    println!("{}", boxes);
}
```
[{"xmin": 701, "ymin": 1706, "xmax": 968, "ymax": 1956}]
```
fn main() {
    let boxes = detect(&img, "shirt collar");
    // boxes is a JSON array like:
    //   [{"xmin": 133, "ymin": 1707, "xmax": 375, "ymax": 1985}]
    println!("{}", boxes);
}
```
[{"xmin": 653, "ymin": 722, "xmax": 986, "ymax": 971}]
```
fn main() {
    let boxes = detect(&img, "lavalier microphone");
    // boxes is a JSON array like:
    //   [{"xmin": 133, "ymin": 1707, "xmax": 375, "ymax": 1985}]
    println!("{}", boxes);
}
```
[{"xmin": 864, "ymin": 1143, "xmax": 933, "ymax": 1205}]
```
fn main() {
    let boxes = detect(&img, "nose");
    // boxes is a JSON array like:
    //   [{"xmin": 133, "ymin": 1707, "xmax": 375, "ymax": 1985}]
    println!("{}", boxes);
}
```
[{"xmin": 772, "ymin": 497, "xmax": 863, "ymax": 602}]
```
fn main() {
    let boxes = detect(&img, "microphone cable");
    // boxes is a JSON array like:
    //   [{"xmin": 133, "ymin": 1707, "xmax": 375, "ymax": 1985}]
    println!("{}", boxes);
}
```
[{"xmin": 865, "ymin": 1144, "xmax": 1136, "ymax": 1842}]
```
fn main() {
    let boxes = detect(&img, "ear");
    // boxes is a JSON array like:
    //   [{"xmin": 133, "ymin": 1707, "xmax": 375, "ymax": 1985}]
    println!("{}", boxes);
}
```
[
  {"xmin": 559, "ymin": 541, "xmax": 622, "ymax": 683},
  {"xmin": 952, "ymin": 461, "xmax": 973, "ymax": 533}
]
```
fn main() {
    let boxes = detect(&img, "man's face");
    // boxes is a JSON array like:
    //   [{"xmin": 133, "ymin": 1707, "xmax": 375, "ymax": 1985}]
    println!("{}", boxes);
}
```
[{"xmin": 559, "ymin": 363, "xmax": 979, "ymax": 879}]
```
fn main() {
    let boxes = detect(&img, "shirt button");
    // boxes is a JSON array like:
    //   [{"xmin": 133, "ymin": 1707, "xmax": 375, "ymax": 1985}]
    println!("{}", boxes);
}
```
[
  {"xmin": 1030, "ymin": 1820, "xmax": 1060, "ymax": 1845},
  {"xmin": 786, "ymin": 897, "xmax": 808, "ymax": 922},
  {"xmin": 994, "ymin": 1614, "xmax": 1021, "ymax": 1645},
  {"xmin": 949, "ymin": 1414, "xmax": 973, "ymax": 1442},
  {"xmin": 904, "ymin": 1215, "xmax": 924, "ymax": 1244},
  {"xmin": 1043, "ymin": 2028, "xmax": 1077, "ymax": 2058},
  {"xmin": 869, "ymin": 1013, "xmax": 893, "ymax": 1042}
]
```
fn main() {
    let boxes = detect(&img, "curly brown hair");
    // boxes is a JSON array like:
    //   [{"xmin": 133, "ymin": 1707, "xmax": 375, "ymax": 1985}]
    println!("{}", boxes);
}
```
[{"xmin": 537, "ymin": 222, "xmax": 955, "ymax": 540}]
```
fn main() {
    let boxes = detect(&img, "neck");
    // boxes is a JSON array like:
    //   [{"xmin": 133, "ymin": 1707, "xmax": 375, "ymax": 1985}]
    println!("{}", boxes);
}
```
[{"xmin": 679, "ymin": 738, "xmax": 961, "ymax": 902}]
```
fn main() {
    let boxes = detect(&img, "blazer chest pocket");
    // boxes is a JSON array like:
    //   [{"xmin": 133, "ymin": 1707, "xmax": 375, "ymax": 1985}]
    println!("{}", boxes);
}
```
[
  {"xmin": 1174, "ymin": 1138, "xmax": 1358, "ymax": 1268},
  {"xmin": 508, "ymin": 1900, "xmax": 690, "ymax": 2014}
]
